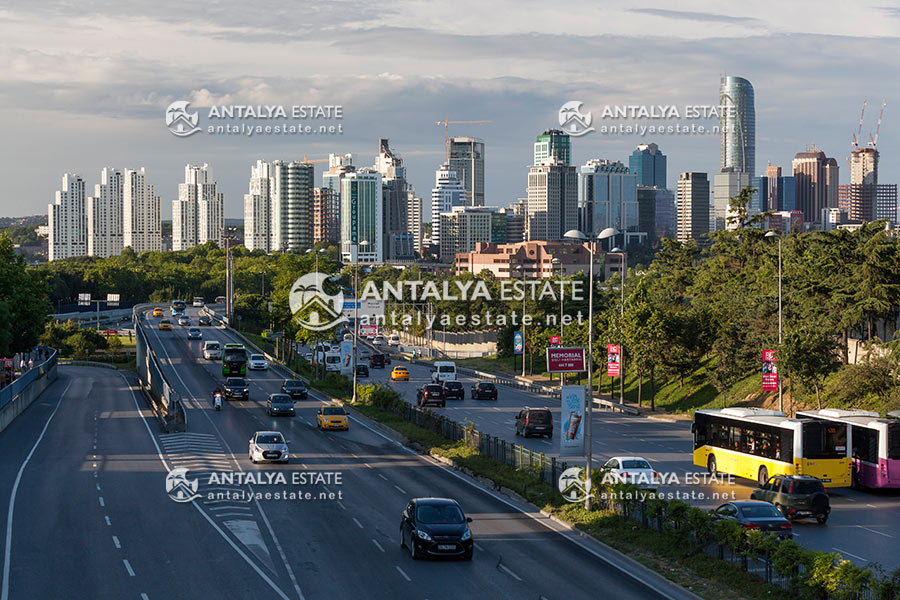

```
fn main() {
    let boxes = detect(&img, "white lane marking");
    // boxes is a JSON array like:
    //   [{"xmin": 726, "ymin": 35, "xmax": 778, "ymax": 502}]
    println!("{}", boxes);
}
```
[
  {"xmin": 473, "ymin": 542, "xmax": 484, "ymax": 551},
  {"xmin": 105, "ymin": 516, "xmax": 111, "ymax": 526},
  {"xmin": 112, "ymin": 536, "xmax": 121, "ymax": 549},
  {"xmin": 378, "ymin": 473, "xmax": 389, "ymax": 481},
  {"xmin": 96, "ymin": 483, "xmax": 101, "ymax": 491},
  {"xmin": 395, "ymin": 566, "xmax": 411, "ymax": 582},
  {"xmin": 394, "ymin": 485, "xmax": 407, "ymax": 495},
  {"xmin": 337, "ymin": 501, "xmax": 346, "ymax": 510},
  {"xmin": 372, "ymin": 539, "xmax": 385, "ymax": 553},
  {"xmin": 353, "ymin": 518, "xmax": 364, "ymax": 529},
  {"xmin": 2, "ymin": 381, "xmax": 70, "ymax": 600},
  {"xmin": 867, "ymin": 504, "xmax": 878, "ymax": 509},
  {"xmin": 499, "ymin": 564, "xmax": 522, "ymax": 581},
  {"xmin": 99, "ymin": 497, "xmax": 105, "ymax": 507},
  {"xmin": 833, "ymin": 547, "xmax": 867, "ymax": 562},
  {"xmin": 857, "ymin": 526, "xmax": 893, "ymax": 538},
  {"xmin": 141, "ymin": 594, "xmax": 150, "ymax": 600},
  {"xmin": 123, "ymin": 559, "xmax": 135, "ymax": 577}
]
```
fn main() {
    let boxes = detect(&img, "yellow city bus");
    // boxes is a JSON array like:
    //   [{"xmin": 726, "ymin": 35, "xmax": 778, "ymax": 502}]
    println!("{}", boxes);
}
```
[{"xmin": 692, "ymin": 408, "xmax": 851, "ymax": 488}]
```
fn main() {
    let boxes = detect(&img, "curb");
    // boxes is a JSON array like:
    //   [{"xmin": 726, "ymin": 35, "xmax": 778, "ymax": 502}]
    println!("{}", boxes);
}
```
[{"xmin": 59, "ymin": 360, "xmax": 121, "ymax": 370}]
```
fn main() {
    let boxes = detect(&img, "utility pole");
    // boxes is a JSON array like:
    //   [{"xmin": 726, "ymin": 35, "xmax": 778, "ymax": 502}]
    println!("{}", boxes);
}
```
[{"xmin": 223, "ymin": 228, "xmax": 236, "ymax": 324}]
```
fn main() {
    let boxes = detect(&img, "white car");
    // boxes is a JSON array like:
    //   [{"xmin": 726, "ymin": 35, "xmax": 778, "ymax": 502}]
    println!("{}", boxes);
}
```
[
  {"xmin": 372, "ymin": 335, "xmax": 384, "ymax": 346},
  {"xmin": 203, "ymin": 340, "xmax": 222, "ymax": 360},
  {"xmin": 248, "ymin": 431, "xmax": 289, "ymax": 464},
  {"xmin": 602, "ymin": 456, "xmax": 661, "ymax": 490},
  {"xmin": 388, "ymin": 334, "xmax": 400, "ymax": 346},
  {"xmin": 248, "ymin": 354, "xmax": 269, "ymax": 370}
]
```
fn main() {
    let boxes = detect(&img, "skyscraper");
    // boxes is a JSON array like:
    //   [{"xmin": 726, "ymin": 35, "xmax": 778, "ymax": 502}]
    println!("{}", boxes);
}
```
[
  {"xmin": 87, "ymin": 168, "xmax": 123, "ymax": 258},
  {"xmin": 719, "ymin": 76, "xmax": 756, "ymax": 178},
  {"xmin": 629, "ymin": 143, "xmax": 667, "ymax": 188},
  {"xmin": 376, "ymin": 139, "xmax": 413, "ymax": 259},
  {"xmin": 825, "ymin": 158, "xmax": 839, "ymax": 209},
  {"xmin": 448, "ymin": 137, "xmax": 485, "ymax": 207},
  {"xmin": 526, "ymin": 160, "xmax": 578, "ymax": 241},
  {"xmin": 48, "ymin": 173, "xmax": 87, "ymax": 261},
  {"xmin": 340, "ymin": 169, "xmax": 383, "ymax": 263},
  {"xmin": 676, "ymin": 172, "xmax": 710, "ymax": 244},
  {"xmin": 273, "ymin": 161, "xmax": 314, "ymax": 252},
  {"xmin": 713, "ymin": 170, "xmax": 751, "ymax": 230},
  {"xmin": 430, "ymin": 163, "xmax": 466, "ymax": 249},
  {"xmin": 792, "ymin": 148, "xmax": 838, "ymax": 223},
  {"xmin": 439, "ymin": 206, "xmax": 497, "ymax": 263},
  {"xmin": 843, "ymin": 147, "xmax": 895, "ymax": 223},
  {"xmin": 533, "ymin": 129, "xmax": 571, "ymax": 166},
  {"xmin": 172, "ymin": 164, "xmax": 223, "ymax": 251},
  {"xmin": 577, "ymin": 159, "xmax": 639, "ymax": 245},
  {"xmin": 123, "ymin": 168, "xmax": 161, "ymax": 253},
  {"xmin": 243, "ymin": 160, "xmax": 273, "ymax": 252},
  {"xmin": 312, "ymin": 187, "xmax": 339, "ymax": 245},
  {"xmin": 407, "ymin": 190, "xmax": 423, "ymax": 253}
]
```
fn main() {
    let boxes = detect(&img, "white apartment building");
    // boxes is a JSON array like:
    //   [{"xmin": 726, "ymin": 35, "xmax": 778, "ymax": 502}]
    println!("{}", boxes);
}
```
[
  {"xmin": 48, "ymin": 173, "xmax": 87, "ymax": 261},
  {"xmin": 123, "ymin": 167, "xmax": 161, "ymax": 253},
  {"xmin": 87, "ymin": 167, "xmax": 123, "ymax": 258},
  {"xmin": 173, "ymin": 164, "xmax": 223, "ymax": 251},
  {"xmin": 430, "ymin": 163, "xmax": 465, "ymax": 249},
  {"xmin": 243, "ymin": 160, "xmax": 274, "ymax": 252}
]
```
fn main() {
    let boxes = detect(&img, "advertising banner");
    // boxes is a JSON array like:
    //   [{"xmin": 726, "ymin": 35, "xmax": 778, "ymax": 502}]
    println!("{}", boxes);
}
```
[
  {"xmin": 546, "ymin": 347, "xmax": 587, "ymax": 373},
  {"xmin": 358, "ymin": 324, "xmax": 378, "ymax": 337},
  {"xmin": 762, "ymin": 349, "xmax": 778, "ymax": 391},
  {"xmin": 607, "ymin": 344, "xmax": 620, "ymax": 377},
  {"xmin": 513, "ymin": 331, "xmax": 523, "ymax": 355},
  {"xmin": 560, "ymin": 385, "xmax": 586, "ymax": 457}
]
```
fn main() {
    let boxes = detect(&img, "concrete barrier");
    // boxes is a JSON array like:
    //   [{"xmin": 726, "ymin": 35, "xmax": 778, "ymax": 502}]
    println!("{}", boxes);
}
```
[{"xmin": 0, "ymin": 353, "xmax": 58, "ymax": 434}]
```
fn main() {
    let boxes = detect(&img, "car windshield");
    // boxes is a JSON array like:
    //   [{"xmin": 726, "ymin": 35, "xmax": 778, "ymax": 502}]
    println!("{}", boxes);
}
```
[
  {"xmin": 257, "ymin": 434, "xmax": 284, "ymax": 444},
  {"xmin": 250, "ymin": 354, "xmax": 264, "ymax": 360},
  {"xmin": 189, "ymin": 329, "xmax": 199, "ymax": 333},
  {"xmin": 395, "ymin": 368, "xmax": 407, "ymax": 372},
  {"xmin": 445, "ymin": 382, "xmax": 462, "ymax": 389},
  {"xmin": 425, "ymin": 385, "xmax": 443, "ymax": 393},
  {"xmin": 323, "ymin": 407, "xmax": 345, "ymax": 416},
  {"xmin": 621, "ymin": 460, "xmax": 652, "ymax": 470},
  {"xmin": 286, "ymin": 380, "xmax": 305, "ymax": 387},
  {"xmin": 416, "ymin": 503, "xmax": 465, "ymax": 524},
  {"xmin": 438, "ymin": 366, "xmax": 454, "ymax": 373},
  {"xmin": 528, "ymin": 411, "xmax": 551, "ymax": 423},
  {"xmin": 479, "ymin": 383, "xmax": 495, "ymax": 390},
  {"xmin": 226, "ymin": 378, "xmax": 246, "ymax": 386},
  {"xmin": 789, "ymin": 480, "xmax": 825, "ymax": 494},
  {"xmin": 207, "ymin": 343, "xmax": 220, "ymax": 349},
  {"xmin": 270, "ymin": 395, "xmax": 292, "ymax": 404},
  {"xmin": 740, "ymin": 505, "xmax": 782, "ymax": 519}
]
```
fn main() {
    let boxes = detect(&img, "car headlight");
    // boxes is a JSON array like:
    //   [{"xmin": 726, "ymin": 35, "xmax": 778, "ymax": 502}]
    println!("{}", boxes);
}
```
[
  {"xmin": 461, "ymin": 528, "xmax": 471, "ymax": 541},
  {"xmin": 415, "ymin": 530, "xmax": 432, "ymax": 542}
]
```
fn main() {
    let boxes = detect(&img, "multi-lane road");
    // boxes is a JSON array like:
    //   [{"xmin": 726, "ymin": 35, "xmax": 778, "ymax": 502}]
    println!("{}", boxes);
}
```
[{"xmin": 0, "ymin": 309, "xmax": 699, "ymax": 600}]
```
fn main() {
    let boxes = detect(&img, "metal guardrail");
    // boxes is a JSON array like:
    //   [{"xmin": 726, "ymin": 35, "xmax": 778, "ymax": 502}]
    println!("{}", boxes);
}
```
[
  {"xmin": 134, "ymin": 304, "xmax": 186, "ymax": 432},
  {"xmin": 0, "ymin": 349, "xmax": 58, "ymax": 410}
]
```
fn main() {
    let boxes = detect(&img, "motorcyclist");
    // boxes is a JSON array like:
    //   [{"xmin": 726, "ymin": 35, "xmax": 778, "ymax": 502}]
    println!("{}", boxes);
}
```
[{"xmin": 213, "ymin": 387, "xmax": 223, "ymax": 407}]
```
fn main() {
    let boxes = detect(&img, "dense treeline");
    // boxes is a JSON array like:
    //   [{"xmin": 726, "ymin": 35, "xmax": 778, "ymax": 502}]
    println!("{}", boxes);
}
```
[{"xmin": 0, "ymin": 235, "xmax": 51, "ymax": 356}]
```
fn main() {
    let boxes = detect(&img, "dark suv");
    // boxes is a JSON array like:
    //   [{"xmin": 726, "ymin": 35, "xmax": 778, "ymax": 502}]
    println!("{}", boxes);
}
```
[
  {"xmin": 471, "ymin": 382, "xmax": 497, "ymax": 400},
  {"xmin": 281, "ymin": 379, "xmax": 308, "ymax": 400},
  {"xmin": 442, "ymin": 381, "xmax": 464, "ymax": 401},
  {"xmin": 750, "ymin": 475, "xmax": 831, "ymax": 524},
  {"xmin": 417, "ymin": 384, "xmax": 446, "ymax": 408},
  {"xmin": 369, "ymin": 354, "xmax": 386, "ymax": 368},
  {"xmin": 223, "ymin": 377, "xmax": 249, "ymax": 400},
  {"xmin": 515, "ymin": 407, "xmax": 553, "ymax": 438}
]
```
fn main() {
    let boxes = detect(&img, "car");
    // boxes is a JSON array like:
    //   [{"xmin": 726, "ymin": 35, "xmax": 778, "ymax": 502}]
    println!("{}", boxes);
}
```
[
  {"xmin": 400, "ymin": 497, "xmax": 473, "ymax": 560},
  {"xmin": 372, "ymin": 335, "xmax": 384, "ymax": 346},
  {"xmin": 417, "ymin": 384, "xmax": 446, "ymax": 408},
  {"xmin": 515, "ymin": 407, "xmax": 553, "ymax": 438},
  {"xmin": 442, "ymin": 381, "xmax": 464, "ymax": 401},
  {"xmin": 750, "ymin": 475, "xmax": 831, "ymax": 524},
  {"xmin": 198, "ymin": 315, "xmax": 211, "ymax": 326},
  {"xmin": 388, "ymin": 334, "xmax": 400, "ymax": 347},
  {"xmin": 178, "ymin": 316, "xmax": 191, "ymax": 327},
  {"xmin": 158, "ymin": 319, "xmax": 173, "ymax": 331},
  {"xmin": 121, "ymin": 315, "xmax": 131, "ymax": 322},
  {"xmin": 266, "ymin": 393, "xmax": 295, "ymax": 417},
  {"xmin": 391, "ymin": 367, "xmax": 409, "ymax": 381},
  {"xmin": 471, "ymin": 381, "xmax": 497, "ymax": 401},
  {"xmin": 223, "ymin": 377, "xmax": 249, "ymax": 400},
  {"xmin": 193, "ymin": 299, "xmax": 204, "ymax": 307},
  {"xmin": 712, "ymin": 501, "xmax": 793, "ymax": 538},
  {"xmin": 356, "ymin": 364, "xmax": 369, "ymax": 377},
  {"xmin": 152, "ymin": 308, "xmax": 164, "ymax": 318},
  {"xmin": 281, "ymin": 379, "xmax": 308, "ymax": 400},
  {"xmin": 203, "ymin": 340, "xmax": 222, "ymax": 360},
  {"xmin": 304, "ymin": 352, "xmax": 314, "ymax": 362},
  {"xmin": 215, "ymin": 296, "xmax": 226, "ymax": 304},
  {"xmin": 602, "ymin": 456, "xmax": 661, "ymax": 491},
  {"xmin": 317, "ymin": 405, "xmax": 349, "ymax": 430},
  {"xmin": 249, "ymin": 431, "xmax": 289, "ymax": 464},
  {"xmin": 101, "ymin": 329, "xmax": 117, "ymax": 335},
  {"xmin": 187, "ymin": 327, "xmax": 203, "ymax": 340},
  {"xmin": 369, "ymin": 354, "xmax": 386, "ymax": 369},
  {"xmin": 248, "ymin": 354, "xmax": 269, "ymax": 370}
]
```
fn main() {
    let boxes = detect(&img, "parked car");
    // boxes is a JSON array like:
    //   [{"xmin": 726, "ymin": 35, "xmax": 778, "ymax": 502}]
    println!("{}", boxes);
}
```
[
  {"xmin": 186, "ymin": 327, "xmax": 203, "ymax": 340},
  {"xmin": 223, "ymin": 377, "xmax": 249, "ymax": 400},
  {"xmin": 750, "ymin": 475, "xmax": 831, "ymax": 524},
  {"xmin": 248, "ymin": 431, "xmax": 289, "ymax": 464},
  {"xmin": 400, "ymin": 497, "xmax": 473, "ymax": 560},
  {"xmin": 316, "ymin": 405, "xmax": 349, "ymax": 430},
  {"xmin": 356, "ymin": 364, "xmax": 369, "ymax": 377},
  {"xmin": 711, "ymin": 501, "xmax": 793, "ymax": 538},
  {"xmin": 369, "ymin": 354, "xmax": 386, "ymax": 369},
  {"xmin": 515, "ymin": 407, "xmax": 553, "ymax": 438},
  {"xmin": 203, "ymin": 340, "xmax": 222, "ymax": 360},
  {"xmin": 281, "ymin": 379, "xmax": 308, "ymax": 400},
  {"xmin": 602, "ymin": 456, "xmax": 661, "ymax": 491},
  {"xmin": 471, "ymin": 382, "xmax": 497, "ymax": 400},
  {"xmin": 198, "ymin": 315, "xmax": 211, "ymax": 326},
  {"xmin": 266, "ymin": 393, "xmax": 295, "ymax": 417},
  {"xmin": 391, "ymin": 367, "xmax": 410, "ymax": 381},
  {"xmin": 248, "ymin": 354, "xmax": 269, "ymax": 370},
  {"xmin": 442, "ymin": 381, "xmax": 464, "ymax": 401},
  {"xmin": 417, "ymin": 384, "xmax": 446, "ymax": 408},
  {"xmin": 177, "ymin": 316, "xmax": 191, "ymax": 327}
]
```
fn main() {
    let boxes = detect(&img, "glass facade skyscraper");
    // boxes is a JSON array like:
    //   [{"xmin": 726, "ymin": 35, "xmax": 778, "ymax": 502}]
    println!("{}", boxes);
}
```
[
  {"xmin": 719, "ymin": 76, "xmax": 756, "ymax": 178},
  {"xmin": 629, "ymin": 143, "xmax": 666, "ymax": 188},
  {"xmin": 448, "ymin": 137, "xmax": 485, "ymax": 207},
  {"xmin": 533, "ymin": 129, "xmax": 571, "ymax": 166}
]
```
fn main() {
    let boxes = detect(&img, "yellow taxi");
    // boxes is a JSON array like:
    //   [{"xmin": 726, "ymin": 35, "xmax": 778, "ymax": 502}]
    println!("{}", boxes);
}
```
[
  {"xmin": 391, "ymin": 366, "xmax": 410, "ymax": 381},
  {"xmin": 152, "ymin": 308, "xmax": 164, "ymax": 318},
  {"xmin": 316, "ymin": 405, "xmax": 349, "ymax": 431},
  {"xmin": 158, "ymin": 319, "xmax": 173, "ymax": 331}
]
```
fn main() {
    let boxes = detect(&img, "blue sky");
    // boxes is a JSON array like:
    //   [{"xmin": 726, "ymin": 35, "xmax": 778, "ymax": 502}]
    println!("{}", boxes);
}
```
[{"xmin": 1, "ymin": 1, "xmax": 898, "ymax": 220}]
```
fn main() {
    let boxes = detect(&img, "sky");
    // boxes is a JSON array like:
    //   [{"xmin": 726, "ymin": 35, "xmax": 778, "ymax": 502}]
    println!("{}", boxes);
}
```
[{"xmin": 1, "ymin": 1, "xmax": 899, "ymax": 221}]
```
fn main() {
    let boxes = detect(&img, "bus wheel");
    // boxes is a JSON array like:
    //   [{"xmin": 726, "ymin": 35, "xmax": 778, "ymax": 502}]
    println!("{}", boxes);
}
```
[
  {"xmin": 758, "ymin": 466, "xmax": 768, "ymax": 486},
  {"xmin": 707, "ymin": 455, "xmax": 717, "ymax": 477}
]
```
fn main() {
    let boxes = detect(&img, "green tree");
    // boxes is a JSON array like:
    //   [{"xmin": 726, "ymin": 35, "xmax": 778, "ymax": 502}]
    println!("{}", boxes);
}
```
[
  {"xmin": 781, "ymin": 322, "xmax": 842, "ymax": 408},
  {"xmin": 0, "ymin": 235, "xmax": 51, "ymax": 355}
]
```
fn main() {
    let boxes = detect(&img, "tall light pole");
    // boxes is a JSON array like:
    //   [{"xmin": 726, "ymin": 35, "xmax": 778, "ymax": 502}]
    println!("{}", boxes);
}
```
[
  {"xmin": 552, "ymin": 257, "xmax": 563, "ymax": 385},
  {"xmin": 222, "ymin": 227, "xmax": 237, "ymax": 324},
  {"xmin": 351, "ymin": 240, "xmax": 369, "ymax": 403},
  {"xmin": 608, "ymin": 246, "xmax": 626, "ymax": 404},
  {"xmin": 765, "ymin": 230, "xmax": 784, "ymax": 413},
  {"xmin": 515, "ymin": 264, "xmax": 527, "ymax": 377}
]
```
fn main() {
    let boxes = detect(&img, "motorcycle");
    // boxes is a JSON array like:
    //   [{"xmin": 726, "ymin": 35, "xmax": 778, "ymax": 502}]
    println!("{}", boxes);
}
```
[{"xmin": 214, "ymin": 393, "xmax": 223, "ymax": 411}]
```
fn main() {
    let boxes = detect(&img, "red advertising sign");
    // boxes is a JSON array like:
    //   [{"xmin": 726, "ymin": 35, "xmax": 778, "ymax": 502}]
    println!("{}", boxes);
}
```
[
  {"xmin": 546, "ymin": 347, "xmax": 587, "ymax": 373},
  {"xmin": 607, "ymin": 344, "xmax": 620, "ymax": 377},
  {"xmin": 762, "ymin": 349, "xmax": 778, "ymax": 391},
  {"xmin": 550, "ymin": 335, "xmax": 561, "ymax": 345}
]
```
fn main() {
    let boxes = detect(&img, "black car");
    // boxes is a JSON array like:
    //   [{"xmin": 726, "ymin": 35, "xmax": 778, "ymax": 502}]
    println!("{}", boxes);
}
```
[
  {"xmin": 281, "ymin": 379, "xmax": 308, "ymax": 400},
  {"xmin": 712, "ymin": 501, "xmax": 793, "ymax": 538},
  {"xmin": 266, "ymin": 393, "xmax": 295, "ymax": 416},
  {"xmin": 515, "ymin": 407, "xmax": 553, "ymax": 438},
  {"xmin": 442, "ymin": 381, "xmax": 464, "ymax": 401},
  {"xmin": 356, "ymin": 364, "xmax": 370, "ymax": 377},
  {"xmin": 223, "ymin": 377, "xmax": 249, "ymax": 400},
  {"xmin": 198, "ymin": 315, "xmax": 211, "ymax": 326},
  {"xmin": 471, "ymin": 381, "xmax": 497, "ymax": 400},
  {"xmin": 369, "ymin": 354, "xmax": 386, "ymax": 368},
  {"xmin": 400, "ymin": 497, "xmax": 473, "ymax": 560},
  {"xmin": 750, "ymin": 475, "xmax": 830, "ymax": 523},
  {"xmin": 120, "ymin": 315, "xmax": 131, "ymax": 322},
  {"xmin": 417, "ymin": 384, "xmax": 446, "ymax": 408}
]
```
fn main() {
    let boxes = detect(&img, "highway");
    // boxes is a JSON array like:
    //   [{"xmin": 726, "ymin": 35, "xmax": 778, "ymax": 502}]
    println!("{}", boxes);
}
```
[{"xmin": 0, "ymin": 308, "xmax": 700, "ymax": 600}]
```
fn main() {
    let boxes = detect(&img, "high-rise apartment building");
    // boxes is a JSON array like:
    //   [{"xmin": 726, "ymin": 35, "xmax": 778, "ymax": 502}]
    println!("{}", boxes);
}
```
[
  {"xmin": 272, "ymin": 161, "xmax": 314, "ymax": 252},
  {"xmin": 713, "ymin": 170, "xmax": 751, "ymax": 230},
  {"xmin": 825, "ymin": 158, "xmax": 840, "ymax": 209},
  {"xmin": 792, "ymin": 148, "xmax": 839, "ymax": 224},
  {"xmin": 577, "ymin": 160, "xmax": 640, "ymax": 245},
  {"xmin": 340, "ymin": 169, "xmax": 383, "ymax": 263},
  {"xmin": 720, "ymin": 76, "xmax": 756, "ymax": 178},
  {"xmin": 312, "ymin": 187, "xmax": 339, "ymax": 245},
  {"xmin": 439, "ymin": 206, "xmax": 497, "ymax": 263},
  {"xmin": 629, "ymin": 143, "xmax": 666, "ymax": 188},
  {"xmin": 407, "ymin": 190, "xmax": 423, "ymax": 253},
  {"xmin": 243, "ymin": 160, "xmax": 273, "ymax": 252},
  {"xmin": 87, "ymin": 168, "xmax": 123, "ymax": 258},
  {"xmin": 676, "ymin": 172, "xmax": 710, "ymax": 243},
  {"xmin": 533, "ymin": 129, "xmax": 571, "ymax": 166},
  {"xmin": 376, "ymin": 139, "xmax": 413, "ymax": 259},
  {"xmin": 527, "ymin": 161, "xmax": 578, "ymax": 242},
  {"xmin": 172, "ymin": 163, "xmax": 223, "ymax": 251},
  {"xmin": 431, "ymin": 163, "xmax": 466, "ymax": 248},
  {"xmin": 122, "ymin": 168, "xmax": 161, "ymax": 253},
  {"xmin": 48, "ymin": 173, "xmax": 87, "ymax": 261},
  {"xmin": 448, "ymin": 137, "xmax": 485, "ymax": 207}
]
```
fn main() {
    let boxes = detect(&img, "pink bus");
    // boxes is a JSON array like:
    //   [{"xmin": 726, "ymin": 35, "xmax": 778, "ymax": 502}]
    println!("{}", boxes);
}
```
[{"xmin": 797, "ymin": 409, "xmax": 900, "ymax": 489}]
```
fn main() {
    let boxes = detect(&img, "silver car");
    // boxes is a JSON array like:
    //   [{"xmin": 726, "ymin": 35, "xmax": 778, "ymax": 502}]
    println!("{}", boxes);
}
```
[
  {"xmin": 249, "ymin": 431, "xmax": 289, "ymax": 464},
  {"xmin": 248, "ymin": 353, "xmax": 269, "ymax": 370},
  {"xmin": 187, "ymin": 327, "xmax": 203, "ymax": 340}
]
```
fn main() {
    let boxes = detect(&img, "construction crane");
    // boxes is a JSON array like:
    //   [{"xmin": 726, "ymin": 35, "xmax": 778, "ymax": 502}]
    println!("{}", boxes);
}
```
[
  {"xmin": 869, "ymin": 99, "xmax": 886, "ymax": 148},
  {"xmin": 300, "ymin": 155, "xmax": 329, "ymax": 164},
  {"xmin": 852, "ymin": 99, "xmax": 867, "ymax": 147},
  {"xmin": 435, "ymin": 119, "xmax": 491, "ymax": 161}
]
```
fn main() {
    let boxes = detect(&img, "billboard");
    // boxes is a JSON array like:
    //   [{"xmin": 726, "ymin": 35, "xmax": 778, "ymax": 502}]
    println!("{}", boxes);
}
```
[
  {"xmin": 341, "ymin": 298, "xmax": 385, "ymax": 323},
  {"xmin": 106, "ymin": 293, "xmax": 120, "ymax": 307},
  {"xmin": 762, "ymin": 349, "xmax": 778, "ymax": 391},
  {"xmin": 78, "ymin": 293, "xmax": 91, "ymax": 307},
  {"xmin": 560, "ymin": 385, "xmax": 586, "ymax": 457},
  {"xmin": 358, "ymin": 324, "xmax": 378, "ymax": 337},
  {"xmin": 513, "ymin": 331, "xmax": 523, "ymax": 355},
  {"xmin": 607, "ymin": 344, "xmax": 620, "ymax": 377},
  {"xmin": 546, "ymin": 347, "xmax": 586, "ymax": 373}
]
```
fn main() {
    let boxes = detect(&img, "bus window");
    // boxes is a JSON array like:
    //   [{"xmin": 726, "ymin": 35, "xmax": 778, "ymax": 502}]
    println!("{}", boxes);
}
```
[
  {"xmin": 803, "ymin": 421, "xmax": 847, "ymax": 460},
  {"xmin": 852, "ymin": 425, "xmax": 878, "ymax": 463},
  {"xmin": 889, "ymin": 423, "xmax": 900, "ymax": 460},
  {"xmin": 693, "ymin": 416, "xmax": 708, "ymax": 449},
  {"xmin": 779, "ymin": 430, "xmax": 794, "ymax": 462}
]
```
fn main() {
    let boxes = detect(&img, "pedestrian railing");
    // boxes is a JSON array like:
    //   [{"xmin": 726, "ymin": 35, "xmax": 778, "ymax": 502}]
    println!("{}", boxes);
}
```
[
  {"xmin": 135, "ymin": 306, "xmax": 186, "ymax": 432},
  {"xmin": 0, "ymin": 349, "xmax": 57, "ymax": 410}
]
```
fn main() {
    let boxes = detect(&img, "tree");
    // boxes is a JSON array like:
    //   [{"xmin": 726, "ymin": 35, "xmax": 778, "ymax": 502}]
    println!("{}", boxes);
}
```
[
  {"xmin": 781, "ymin": 322, "xmax": 842, "ymax": 409},
  {"xmin": 709, "ymin": 321, "xmax": 757, "ymax": 407},
  {"xmin": 0, "ymin": 235, "xmax": 51, "ymax": 355}
]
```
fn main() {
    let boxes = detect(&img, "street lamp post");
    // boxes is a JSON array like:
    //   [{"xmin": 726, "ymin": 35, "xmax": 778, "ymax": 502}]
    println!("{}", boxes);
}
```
[
  {"xmin": 516, "ymin": 264, "xmax": 527, "ymax": 377},
  {"xmin": 351, "ymin": 240, "xmax": 369, "ymax": 404},
  {"xmin": 765, "ymin": 231, "xmax": 784, "ymax": 413},
  {"xmin": 609, "ymin": 246, "xmax": 627, "ymax": 404},
  {"xmin": 552, "ymin": 257, "xmax": 563, "ymax": 385}
]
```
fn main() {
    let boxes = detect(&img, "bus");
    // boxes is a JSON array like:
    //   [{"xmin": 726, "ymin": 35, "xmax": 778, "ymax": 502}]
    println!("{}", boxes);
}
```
[
  {"xmin": 222, "ymin": 343, "xmax": 247, "ymax": 376},
  {"xmin": 692, "ymin": 408, "xmax": 851, "ymax": 488},
  {"xmin": 171, "ymin": 300, "xmax": 186, "ymax": 315},
  {"xmin": 797, "ymin": 409, "xmax": 900, "ymax": 489}
]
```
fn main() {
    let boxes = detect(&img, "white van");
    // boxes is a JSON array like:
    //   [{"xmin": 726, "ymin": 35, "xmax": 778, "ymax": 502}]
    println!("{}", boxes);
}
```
[
  {"xmin": 388, "ymin": 334, "xmax": 400, "ymax": 347},
  {"xmin": 324, "ymin": 350, "xmax": 342, "ymax": 372},
  {"xmin": 203, "ymin": 340, "xmax": 222, "ymax": 360},
  {"xmin": 431, "ymin": 361, "xmax": 457, "ymax": 382}
]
